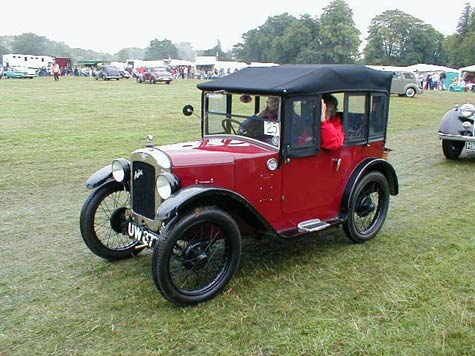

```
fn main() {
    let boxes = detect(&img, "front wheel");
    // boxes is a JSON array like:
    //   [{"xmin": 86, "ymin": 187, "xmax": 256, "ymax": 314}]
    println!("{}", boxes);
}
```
[
  {"xmin": 405, "ymin": 87, "xmax": 416, "ymax": 98},
  {"xmin": 442, "ymin": 139, "xmax": 464, "ymax": 160},
  {"xmin": 343, "ymin": 171, "xmax": 390, "ymax": 243},
  {"xmin": 152, "ymin": 207, "xmax": 241, "ymax": 306},
  {"xmin": 79, "ymin": 181, "xmax": 144, "ymax": 260}
]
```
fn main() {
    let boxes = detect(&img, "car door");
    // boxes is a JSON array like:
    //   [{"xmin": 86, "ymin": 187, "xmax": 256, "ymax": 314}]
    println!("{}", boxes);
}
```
[{"xmin": 281, "ymin": 96, "xmax": 348, "ymax": 218}]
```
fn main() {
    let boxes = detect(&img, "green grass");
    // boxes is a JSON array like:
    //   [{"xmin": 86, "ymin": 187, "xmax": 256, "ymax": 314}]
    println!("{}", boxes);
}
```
[{"xmin": 1, "ymin": 77, "xmax": 475, "ymax": 356}]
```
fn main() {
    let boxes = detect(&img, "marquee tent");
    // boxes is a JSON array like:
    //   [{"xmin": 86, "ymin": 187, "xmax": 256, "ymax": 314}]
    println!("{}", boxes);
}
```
[
  {"xmin": 459, "ymin": 65, "xmax": 475, "ymax": 72},
  {"xmin": 405, "ymin": 63, "xmax": 458, "ymax": 73}
]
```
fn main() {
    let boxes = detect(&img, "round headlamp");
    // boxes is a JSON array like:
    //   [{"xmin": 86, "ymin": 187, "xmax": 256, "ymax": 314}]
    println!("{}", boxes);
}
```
[
  {"xmin": 112, "ymin": 158, "xmax": 130, "ymax": 183},
  {"xmin": 460, "ymin": 103, "xmax": 475, "ymax": 118},
  {"xmin": 156, "ymin": 173, "xmax": 181, "ymax": 200},
  {"xmin": 462, "ymin": 121, "xmax": 472, "ymax": 130}
]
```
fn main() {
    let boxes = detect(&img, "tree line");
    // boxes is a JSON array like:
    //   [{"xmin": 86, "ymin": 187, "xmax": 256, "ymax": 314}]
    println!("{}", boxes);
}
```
[{"xmin": 1, "ymin": 0, "xmax": 474, "ymax": 68}]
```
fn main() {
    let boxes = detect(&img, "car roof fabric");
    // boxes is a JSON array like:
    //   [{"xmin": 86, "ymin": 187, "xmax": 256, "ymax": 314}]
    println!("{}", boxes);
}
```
[{"xmin": 197, "ymin": 64, "xmax": 393, "ymax": 95}]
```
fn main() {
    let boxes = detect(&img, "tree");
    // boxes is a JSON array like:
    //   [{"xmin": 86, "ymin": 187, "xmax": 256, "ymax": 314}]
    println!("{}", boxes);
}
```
[
  {"xmin": 11, "ymin": 33, "xmax": 49, "ymax": 55},
  {"xmin": 114, "ymin": 48, "xmax": 146, "ymax": 62},
  {"xmin": 457, "ymin": 3, "xmax": 472, "ymax": 35},
  {"xmin": 176, "ymin": 42, "xmax": 195, "ymax": 61},
  {"xmin": 201, "ymin": 40, "xmax": 232, "ymax": 61},
  {"xmin": 319, "ymin": 0, "xmax": 360, "ymax": 63},
  {"xmin": 233, "ymin": 13, "xmax": 298, "ymax": 63},
  {"xmin": 145, "ymin": 39, "xmax": 178, "ymax": 60},
  {"xmin": 364, "ymin": 10, "xmax": 444, "ymax": 66},
  {"xmin": 445, "ymin": 4, "xmax": 475, "ymax": 67}
]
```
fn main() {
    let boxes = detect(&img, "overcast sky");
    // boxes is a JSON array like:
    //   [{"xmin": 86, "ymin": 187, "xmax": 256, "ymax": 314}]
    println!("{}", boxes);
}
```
[{"xmin": 0, "ymin": 0, "xmax": 469, "ymax": 54}]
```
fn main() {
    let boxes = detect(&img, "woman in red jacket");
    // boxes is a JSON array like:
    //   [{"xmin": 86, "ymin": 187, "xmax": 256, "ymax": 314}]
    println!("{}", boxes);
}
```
[{"xmin": 321, "ymin": 94, "xmax": 345, "ymax": 150}]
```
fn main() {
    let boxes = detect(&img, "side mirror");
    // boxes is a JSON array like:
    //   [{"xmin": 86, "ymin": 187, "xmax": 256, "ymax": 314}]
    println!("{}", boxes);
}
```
[{"xmin": 182, "ymin": 104, "xmax": 194, "ymax": 116}]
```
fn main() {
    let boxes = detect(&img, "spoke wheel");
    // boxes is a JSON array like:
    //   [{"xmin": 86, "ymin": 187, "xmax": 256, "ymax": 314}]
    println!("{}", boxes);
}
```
[
  {"xmin": 152, "ymin": 207, "xmax": 241, "ymax": 306},
  {"xmin": 343, "ymin": 171, "xmax": 390, "ymax": 243},
  {"xmin": 80, "ymin": 181, "xmax": 144, "ymax": 260}
]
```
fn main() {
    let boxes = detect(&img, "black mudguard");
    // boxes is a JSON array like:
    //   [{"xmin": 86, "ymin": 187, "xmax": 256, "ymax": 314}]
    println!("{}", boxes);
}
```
[
  {"xmin": 86, "ymin": 165, "xmax": 113, "ymax": 189},
  {"xmin": 340, "ymin": 158, "xmax": 398, "ymax": 215}
]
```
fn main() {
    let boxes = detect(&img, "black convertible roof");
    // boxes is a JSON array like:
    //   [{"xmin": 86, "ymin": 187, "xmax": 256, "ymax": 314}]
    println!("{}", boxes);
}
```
[{"xmin": 197, "ymin": 64, "xmax": 393, "ymax": 95}]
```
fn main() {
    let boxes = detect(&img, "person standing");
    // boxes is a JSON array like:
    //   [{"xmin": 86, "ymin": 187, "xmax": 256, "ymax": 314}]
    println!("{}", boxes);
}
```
[{"xmin": 52, "ymin": 63, "xmax": 60, "ymax": 81}]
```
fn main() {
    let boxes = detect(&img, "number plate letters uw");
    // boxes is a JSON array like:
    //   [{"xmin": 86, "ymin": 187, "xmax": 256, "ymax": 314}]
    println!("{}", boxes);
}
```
[{"xmin": 127, "ymin": 221, "xmax": 159, "ymax": 248}]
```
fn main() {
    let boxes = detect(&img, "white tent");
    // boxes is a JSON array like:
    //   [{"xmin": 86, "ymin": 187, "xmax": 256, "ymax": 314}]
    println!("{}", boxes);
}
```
[
  {"xmin": 459, "ymin": 65, "xmax": 475, "ymax": 72},
  {"xmin": 405, "ymin": 63, "xmax": 458, "ymax": 73},
  {"xmin": 366, "ymin": 65, "xmax": 412, "ymax": 72}
]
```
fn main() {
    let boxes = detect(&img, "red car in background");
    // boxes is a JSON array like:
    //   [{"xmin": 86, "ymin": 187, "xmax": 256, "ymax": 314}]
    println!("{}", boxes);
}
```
[
  {"xmin": 136, "ymin": 67, "xmax": 173, "ymax": 84},
  {"xmin": 80, "ymin": 65, "xmax": 398, "ymax": 306}
]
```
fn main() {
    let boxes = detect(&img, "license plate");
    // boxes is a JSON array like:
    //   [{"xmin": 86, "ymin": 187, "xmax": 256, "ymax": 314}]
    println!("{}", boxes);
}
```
[
  {"xmin": 465, "ymin": 142, "xmax": 475, "ymax": 151},
  {"xmin": 127, "ymin": 221, "xmax": 159, "ymax": 248}
]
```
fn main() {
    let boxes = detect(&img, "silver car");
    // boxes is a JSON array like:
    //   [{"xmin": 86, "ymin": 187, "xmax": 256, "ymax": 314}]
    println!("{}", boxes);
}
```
[{"xmin": 391, "ymin": 71, "xmax": 422, "ymax": 98}]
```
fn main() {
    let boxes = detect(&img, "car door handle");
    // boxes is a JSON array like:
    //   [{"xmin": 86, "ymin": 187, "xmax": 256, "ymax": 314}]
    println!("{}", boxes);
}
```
[{"xmin": 332, "ymin": 158, "xmax": 342, "ymax": 172}]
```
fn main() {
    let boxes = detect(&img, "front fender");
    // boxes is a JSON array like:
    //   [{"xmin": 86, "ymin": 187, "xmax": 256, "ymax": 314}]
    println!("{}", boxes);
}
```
[
  {"xmin": 86, "ymin": 164, "xmax": 113, "ymax": 189},
  {"xmin": 439, "ymin": 109, "xmax": 467, "ymax": 135},
  {"xmin": 340, "ymin": 158, "xmax": 399, "ymax": 215},
  {"xmin": 157, "ymin": 185, "xmax": 276, "ymax": 234}
]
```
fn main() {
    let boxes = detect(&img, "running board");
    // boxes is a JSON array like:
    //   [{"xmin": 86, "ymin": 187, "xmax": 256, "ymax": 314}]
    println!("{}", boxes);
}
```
[{"xmin": 297, "ymin": 219, "xmax": 331, "ymax": 232}]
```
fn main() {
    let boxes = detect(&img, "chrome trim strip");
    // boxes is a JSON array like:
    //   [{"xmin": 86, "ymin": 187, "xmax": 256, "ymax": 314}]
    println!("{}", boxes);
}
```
[{"xmin": 438, "ymin": 133, "xmax": 475, "ymax": 142}]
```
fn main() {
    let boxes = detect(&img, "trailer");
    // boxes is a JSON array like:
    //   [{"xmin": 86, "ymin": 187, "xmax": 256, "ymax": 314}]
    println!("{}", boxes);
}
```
[{"xmin": 2, "ymin": 54, "xmax": 55, "ymax": 70}]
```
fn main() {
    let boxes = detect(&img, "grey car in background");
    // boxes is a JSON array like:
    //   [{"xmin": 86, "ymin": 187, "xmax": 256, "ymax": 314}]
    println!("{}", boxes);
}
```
[{"xmin": 391, "ymin": 71, "xmax": 422, "ymax": 98}]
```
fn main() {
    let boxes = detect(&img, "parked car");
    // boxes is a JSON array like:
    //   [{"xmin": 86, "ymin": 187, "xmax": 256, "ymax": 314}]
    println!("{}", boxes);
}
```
[
  {"xmin": 391, "ymin": 71, "xmax": 422, "ymax": 98},
  {"xmin": 119, "ymin": 69, "xmax": 131, "ymax": 79},
  {"xmin": 4, "ymin": 67, "xmax": 37, "ymax": 79},
  {"xmin": 80, "ymin": 64, "xmax": 399, "ymax": 306},
  {"xmin": 94, "ymin": 65, "xmax": 121, "ymax": 80},
  {"xmin": 438, "ymin": 103, "xmax": 475, "ymax": 159},
  {"xmin": 136, "ymin": 67, "xmax": 173, "ymax": 84}
]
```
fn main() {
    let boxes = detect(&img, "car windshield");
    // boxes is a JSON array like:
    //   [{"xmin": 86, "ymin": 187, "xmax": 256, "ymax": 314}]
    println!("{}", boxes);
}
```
[{"xmin": 204, "ymin": 93, "xmax": 281, "ymax": 148}]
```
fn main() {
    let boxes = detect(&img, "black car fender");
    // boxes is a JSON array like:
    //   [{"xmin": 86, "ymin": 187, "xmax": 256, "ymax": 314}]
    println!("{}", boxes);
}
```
[
  {"xmin": 439, "ymin": 109, "xmax": 466, "ymax": 135},
  {"xmin": 157, "ymin": 185, "xmax": 276, "ymax": 234},
  {"xmin": 86, "ymin": 164, "xmax": 114, "ymax": 189},
  {"xmin": 340, "ymin": 158, "xmax": 399, "ymax": 215}
]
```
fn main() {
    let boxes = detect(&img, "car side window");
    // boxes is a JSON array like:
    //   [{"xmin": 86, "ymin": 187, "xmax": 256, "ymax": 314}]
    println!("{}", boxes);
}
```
[
  {"xmin": 369, "ymin": 95, "xmax": 386, "ymax": 140},
  {"xmin": 291, "ymin": 100, "xmax": 316, "ymax": 148},
  {"xmin": 343, "ymin": 94, "xmax": 367, "ymax": 145},
  {"xmin": 284, "ymin": 97, "xmax": 321, "ymax": 158}
]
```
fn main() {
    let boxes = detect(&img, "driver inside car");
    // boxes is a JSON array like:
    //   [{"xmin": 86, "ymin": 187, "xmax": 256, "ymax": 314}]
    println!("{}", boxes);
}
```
[{"xmin": 238, "ymin": 96, "xmax": 280, "ymax": 138}]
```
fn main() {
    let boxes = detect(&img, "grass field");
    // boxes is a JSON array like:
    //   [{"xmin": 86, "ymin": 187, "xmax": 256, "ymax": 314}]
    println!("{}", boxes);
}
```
[{"xmin": 1, "ymin": 76, "xmax": 475, "ymax": 356}]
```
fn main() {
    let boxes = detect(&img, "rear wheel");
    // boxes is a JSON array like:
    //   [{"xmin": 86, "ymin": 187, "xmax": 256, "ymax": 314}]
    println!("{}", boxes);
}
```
[
  {"xmin": 152, "ymin": 207, "xmax": 241, "ymax": 306},
  {"xmin": 343, "ymin": 171, "xmax": 390, "ymax": 243},
  {"xmin": 442, "ymin": 139, "xmax": 464, "ymax": 160},
  {"xmin": 80, "ymin": 181, "xmax": 144, "ymax": 260}
]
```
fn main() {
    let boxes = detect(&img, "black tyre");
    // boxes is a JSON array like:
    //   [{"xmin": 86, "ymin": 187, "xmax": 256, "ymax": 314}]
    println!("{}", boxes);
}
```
[
  {"xmin": 80, "ymin": 180, "xmax": 144, "ymax": 260},
  {"xmin": 152, "ymin": 207, "xmax": 241, "ymax": 306},
  {"xmin": 343, "ymin": 171, "xmax": 390, "ymax": 243},
  {"xmin": 405, "ymin": 87, "xmax": 416, "ymax": 98},
  {"xmin": 442, "ymin": 139, "xmax": 464, "ymax": 160}
]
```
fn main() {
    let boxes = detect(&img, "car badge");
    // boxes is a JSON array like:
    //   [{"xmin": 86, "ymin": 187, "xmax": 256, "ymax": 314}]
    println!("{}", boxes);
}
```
[
  {"xmin": 134, "ymin": 169, "xmax": 143, "ymax": 180},
  {"xmin": 146, "ymin": 134, "xmax": 154, "ymax": 147}
]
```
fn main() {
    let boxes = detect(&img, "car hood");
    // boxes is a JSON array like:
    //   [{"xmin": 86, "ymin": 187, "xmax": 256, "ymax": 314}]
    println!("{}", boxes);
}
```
[{"xmin": 159, "ymin": 137, "xmax": 277, "ymax": 167}]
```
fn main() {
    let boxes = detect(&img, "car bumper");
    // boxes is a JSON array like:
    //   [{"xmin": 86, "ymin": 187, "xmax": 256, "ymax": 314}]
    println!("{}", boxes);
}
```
[{"xmin": 438, "ymin": 133, "xmax": 475, "ymax": 142}]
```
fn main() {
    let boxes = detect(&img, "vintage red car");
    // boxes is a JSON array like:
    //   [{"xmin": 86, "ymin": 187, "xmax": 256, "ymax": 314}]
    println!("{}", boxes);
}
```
[
  {"xmin": 80, "ymin": 65, "xmax": 398, "ymax": 306},
  {"xmin": 136, "ymin": 67, "xmax": 173, "ymax": 84}
]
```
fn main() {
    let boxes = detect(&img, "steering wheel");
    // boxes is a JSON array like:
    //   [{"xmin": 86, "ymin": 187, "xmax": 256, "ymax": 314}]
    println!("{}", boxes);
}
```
[{"xmin": 221, "ymin": 118, "xmax": 242, "ymax": 134}]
